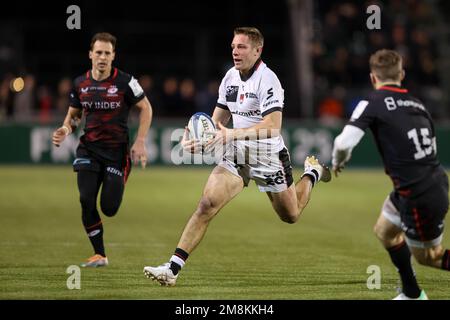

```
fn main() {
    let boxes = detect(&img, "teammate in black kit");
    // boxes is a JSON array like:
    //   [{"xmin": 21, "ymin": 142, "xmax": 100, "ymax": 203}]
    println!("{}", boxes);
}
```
[
  {"xmin": 332, "ymin": 49, "xmax": 449, "ymax": 299},
  {"xmin": 52, "ymin": 32, "xmax": 153, "ymax": 267}
]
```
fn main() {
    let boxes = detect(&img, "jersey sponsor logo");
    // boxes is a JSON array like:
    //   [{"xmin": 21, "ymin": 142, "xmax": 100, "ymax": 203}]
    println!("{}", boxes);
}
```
[
  {"xmin": 245, "ymin": 92, "xmax": 258, "ymax": 99},
  {"xmin": 231, "ymin": 109, "xmax": 261, "ymax": 117},
  {"xmin": 81, "ymin": 86, "xmax": 110, "ymax": 94},
  {"xmin": 88, "ymin": 229, "xmax": 101, "ymax": 237},
  {"xmin": 107, "ymin": 85, "xmax": 118, "ymax": 94},
  {"xmin": 106, "ymin": 166, "xmax": 123, "ymax": 177},
  {"xmin": 86, "ymin": 86, "xmax": 107, "ymax": 92},
  {"xmin": 73, "ymin": 158, "xmax": 91, "ymax": 165},
  {"xmin": 350, "ymin": 100, "xmax": 369, "ymax": 120},
  {"xmin": 128, "ymin": 77, "xmax": 144, "ymax": 98},
  {"xmin": 263, "ymin": 99, "xmax": 280, "ymax": 108},
  {"xmin": 383, "ymin": 97, "xmax": 426, "ymax": 112},
  {"xmin": 226, "ymin": 86, "xmax": 239, "ymax": 102},
  {"xmin": 81, "ymin": 101, "xmax": 121, "ymax": 110}
]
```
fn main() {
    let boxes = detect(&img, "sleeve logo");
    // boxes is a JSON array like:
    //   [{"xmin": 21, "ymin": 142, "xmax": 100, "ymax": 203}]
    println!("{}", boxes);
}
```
[
  {"xmin": 267, "ymin": 88, "xmax": 273, "ymax": 100},
  {"xmin": 128, "ymin": 77, "xmax": 144, "ymax": 97}
]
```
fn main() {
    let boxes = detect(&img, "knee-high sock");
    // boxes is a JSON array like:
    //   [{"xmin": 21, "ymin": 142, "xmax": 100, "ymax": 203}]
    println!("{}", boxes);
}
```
[{"xmin": 387, "ymin": 241, "xmax": 421, "ymax": 298}]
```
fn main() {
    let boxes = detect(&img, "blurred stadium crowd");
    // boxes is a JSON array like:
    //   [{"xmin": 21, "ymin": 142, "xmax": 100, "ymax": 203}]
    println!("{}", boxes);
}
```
[
  {"xmin": 0, "ymin": 73, "xmax": 220, "ymax": 123},
  {"xmin": 313, "ymin": 0, "xmax": 449, "ymax": 126},
  {"xmin": 0, "ymin": 0, "xmax": 449, "ymax": 124}
]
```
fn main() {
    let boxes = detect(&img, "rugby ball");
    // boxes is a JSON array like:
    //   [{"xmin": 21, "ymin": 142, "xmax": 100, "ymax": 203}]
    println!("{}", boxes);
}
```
[{"xmin": 187, "ymin": 112, "xmax": 216, "ymax": 144}]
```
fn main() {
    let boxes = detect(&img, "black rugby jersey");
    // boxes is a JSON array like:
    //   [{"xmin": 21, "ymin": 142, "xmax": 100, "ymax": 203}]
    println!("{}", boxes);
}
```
[
  {"xmin": 69, "ymin": 68, "xmax": 145, "ymax": 147},
  {"xmin": 348, "ymin": 85, "xmax": 440, "ymax": 194}
]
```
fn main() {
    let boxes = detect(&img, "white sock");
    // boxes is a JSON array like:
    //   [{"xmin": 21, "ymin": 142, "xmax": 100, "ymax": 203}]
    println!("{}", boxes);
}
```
[{"xmin": 170, "ymin": 255, "xmax": 185, "ymax": 268}]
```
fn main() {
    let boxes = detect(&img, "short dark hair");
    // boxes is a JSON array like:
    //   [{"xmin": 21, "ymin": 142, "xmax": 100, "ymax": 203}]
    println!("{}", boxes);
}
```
[
  {"xmin": 234, "ymin": 27, "xmax": 264, "ymax": 47},
  {"xmin": 90, "ymin": 32, "xmax": 117, "ymax": 51},
  {"xmin": 369, "ymin": 49, "xmax": 403, "ymax": 82}
]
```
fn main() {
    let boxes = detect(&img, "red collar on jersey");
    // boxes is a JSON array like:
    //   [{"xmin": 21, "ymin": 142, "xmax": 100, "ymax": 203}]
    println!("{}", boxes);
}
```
[
  {"xmin": 86, "ymin": 67, "xmax": 118, "ymax": 81},
  {"xmin": 378, "ymin": 85, "xmax": 408, "ymax": 93}
]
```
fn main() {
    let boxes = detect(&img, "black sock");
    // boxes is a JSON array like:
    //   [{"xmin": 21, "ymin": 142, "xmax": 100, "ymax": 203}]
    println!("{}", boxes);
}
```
[
  {"xmin": 441, "ymin": 249, "xmax": 450, "ymax": 271},
  {"xmin": 170, "ymin": 248, "xmax": 189, "ymax": 275},
  {"xmin": 387, "ymin": 241, "xmax": 421, "ymax": 298},
  {"xmin": 85, "ymin": 222, "xmax": 105, "ymax": 257}
]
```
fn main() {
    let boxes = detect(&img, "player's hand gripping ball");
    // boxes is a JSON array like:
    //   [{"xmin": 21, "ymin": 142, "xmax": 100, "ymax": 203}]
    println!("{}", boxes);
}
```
[{"xmin": 187, "ymin": 112, "xmax": 216, "ymax": 151}]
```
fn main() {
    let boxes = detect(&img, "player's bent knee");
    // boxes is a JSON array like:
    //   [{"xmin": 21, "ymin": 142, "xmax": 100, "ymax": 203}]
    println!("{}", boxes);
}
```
[
  {"xmin": 373, "ymin": 223, "xmax": 387, "ymax": 241},
  {"xmin": 277, "ymin": 210, "xmax": 299, "ymax": 224},
  {"xmin": 280, "ymin": 215, "xmax": 298, "ymax": 224},
  {"xmin": 195, "ymin": 196, "xmax": 219, "ymax": 219},
  {"xmin": 101, "ymin": 203, "xmax": 120, "ymax": 217},
  {"xmin": 373, "ymin": 223, "xmax": 394, "ymax": 247}
]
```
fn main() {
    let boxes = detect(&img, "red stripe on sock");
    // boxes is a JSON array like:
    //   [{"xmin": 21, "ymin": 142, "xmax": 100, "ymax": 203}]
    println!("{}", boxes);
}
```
[
  {"xmin": 389, "ymin": 241, "xmax": 406, "ymax": 252},
  {"xmin": 86, "ymin": 220, "xmax": 103, "ymax": 230}
]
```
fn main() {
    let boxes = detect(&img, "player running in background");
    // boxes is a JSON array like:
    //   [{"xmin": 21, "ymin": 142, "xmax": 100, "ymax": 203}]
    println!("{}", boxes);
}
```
[
  {"xmin": 332, "ymin": 49, "xmax": 449, "ymax": 299},
  {"xmin": 144, "ymin": 27, "xmax": 330, "ymax": 286},
  {"xmin": 52, "ymin": 32, "xmax": 153, "ymax": 267}
]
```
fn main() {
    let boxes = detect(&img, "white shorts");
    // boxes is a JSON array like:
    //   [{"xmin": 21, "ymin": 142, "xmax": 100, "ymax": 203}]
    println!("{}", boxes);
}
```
[
  {"xmin": 218, "ymin": 147, "xmax": 294, "ymax": 193},
  {"xmin": 381, "ymin": 195, "xmax": 443, "ymax": 249}
]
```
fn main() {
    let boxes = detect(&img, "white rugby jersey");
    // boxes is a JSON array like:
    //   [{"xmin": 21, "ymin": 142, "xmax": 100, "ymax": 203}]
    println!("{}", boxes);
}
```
[{"xmin": 217, "ymin": 59, "xmax": 286, "ymax": 153}]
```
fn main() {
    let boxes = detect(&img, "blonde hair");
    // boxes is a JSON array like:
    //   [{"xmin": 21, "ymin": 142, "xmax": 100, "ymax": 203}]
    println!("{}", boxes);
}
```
[
  {"xmin": 234, "ymin": 27, "xmax": 264, "ymax": 47},
  {"xmin": 369, "ymin": 49, "xmax": 403, "ymax": 82}
]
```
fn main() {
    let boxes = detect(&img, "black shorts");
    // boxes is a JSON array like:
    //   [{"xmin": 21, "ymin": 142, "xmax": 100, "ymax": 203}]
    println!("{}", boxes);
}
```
[
  {"xmin": 73, "ymin": 142, "xmax": 132, "ymax": 183},
  {"xmin": 390, "ymin": 168, "xmax": 449, "ymax": 243}
]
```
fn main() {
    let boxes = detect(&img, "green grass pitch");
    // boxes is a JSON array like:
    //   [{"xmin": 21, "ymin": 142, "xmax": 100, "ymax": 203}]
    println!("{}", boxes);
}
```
[{"xmin": 0, "ymin": 166, "xmax": 449, "ymax": 299}]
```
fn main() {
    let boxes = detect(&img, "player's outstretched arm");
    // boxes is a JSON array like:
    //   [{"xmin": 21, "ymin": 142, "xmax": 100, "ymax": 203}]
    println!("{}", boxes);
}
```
[
  {"xmin": 131, "ymin": 97, "xmax": 152, "ymax": 168},
  {"xmin": 52, "ymin": 107, "xmax": 82, "ymax": 147},
  {"xmin": 332, "ymin": 125, "xmax": 365, "ymax": 177}
]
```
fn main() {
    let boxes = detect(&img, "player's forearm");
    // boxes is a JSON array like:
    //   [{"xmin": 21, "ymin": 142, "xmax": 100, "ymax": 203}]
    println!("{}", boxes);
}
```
[
  {"xmin": 232, "ymin": 114, "xmax": 281, "ymax": 141},
  {"xmin": 135, "ymin": 99, "xmax": 152, "ymax": 142},
  {"xmin": 332, "ymin": 125, "xmax": 365, "ymax": 166},
  {"xmin": 333, "ymin": 125, "xmax": 365, "ymax": 151},
  {"xmin": 62, "ymin": 107, "xmax": 82, "ymax": 134},
  {"xmin": 232, "ymin": 124, "xmax": 280, "ymax": 141},
  {"xmin": 212, "ymin": 107, "xmax": 231, "ymax": 127}
]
